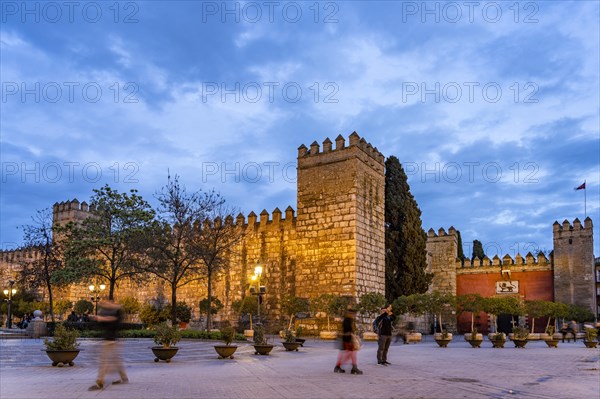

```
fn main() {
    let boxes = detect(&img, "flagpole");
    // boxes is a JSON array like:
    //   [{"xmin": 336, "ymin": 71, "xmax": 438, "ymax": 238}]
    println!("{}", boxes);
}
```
[{"xmin": 584, "ymin": 180, "xmax": 586, "ymax": 218}]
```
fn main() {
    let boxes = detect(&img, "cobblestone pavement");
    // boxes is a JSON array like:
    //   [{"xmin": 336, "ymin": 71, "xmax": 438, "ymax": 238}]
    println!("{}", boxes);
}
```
[{"xmin": 1, "ymin": 336, "xmax": 598, "ymax": 399}]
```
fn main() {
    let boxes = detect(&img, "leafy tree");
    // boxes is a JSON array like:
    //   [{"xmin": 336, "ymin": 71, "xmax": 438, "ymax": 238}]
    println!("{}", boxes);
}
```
[
  {"xmin": 472, "ymin": 240, "xmax": 485, "ymax": 260},
  {"xmin": 457, "ymin": 293, "xmax": 484, "ymax": 333},
  {"xmin": 311, "ymin": 294, "xmax": 349, "ymax": 331},
  {"xmin": 58, "ymin": 185, "xmax": 155, "ymax": 299},
  {"xmin": 139, "ymin": 302, "xmax": 168, "ymax": 326},
  {"xmin": 233, "ymin": 297, "xmax": 258, "ymax": 330},
  {"xmin": 384, "ymin": 156, "xmax": 432, "ymax": 301},
  {"xmin": 118, "ymin": 296, "xmax": 141, "ymax": 320},
  {"xmin": 164, "ymin": 302, "xmax": 193, "ymax": 323},
  {"xmin": 17, "ymin": 208, "xmax": 66, "ymax": 322},
  {"xmin": 74, "ymin": 299, "xmax": 94, "ymax": 315},
  {"xmin": 199, "ymin": 297, "xmax": 223, "ymax": 316},
  {"xmin": 53, "ymin": 299, "xmax": 73, "ymax": 319},
  {"xmin": 424, "ymin": 291, "xmax": 456, "ymax": 334},
  {"xmin": 280, "ymin": 295, "xmax": 310, "ymax": 330},
  {"xmin": 134, "ymin": 175, "xmax": 229, "ymax": 326},
  {"xmin": 393, "ymin": 293, "xmax": 429, "ymax": 318},
  {"xmin": 357, "ymin": 292, "xmax": 386, "ymax": 331},
  {"xmin": 525, "ymin": 300, "xmax": 548, "ymax": 333},
  {"xmin": 565, "ymin": 303, "xmax": 595, "ymax": 323}
]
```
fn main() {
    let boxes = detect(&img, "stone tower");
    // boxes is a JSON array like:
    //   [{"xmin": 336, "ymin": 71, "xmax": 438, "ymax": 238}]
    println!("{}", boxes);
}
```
[
  {"xmin": 426, "ymin": 226, "xmax": 459, "ymax": 297},
  {"xmin": 553, "ymin": 217, "xmax": 595, "ymax": 312},
  {"xmin": 295, "ymin": 132, "xmax": 385, "ymax": 300}
]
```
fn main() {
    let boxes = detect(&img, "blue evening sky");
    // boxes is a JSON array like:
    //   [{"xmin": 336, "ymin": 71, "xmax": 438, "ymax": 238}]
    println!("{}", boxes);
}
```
[{"xmin": 1, "ymin": 1, "xmax": 599, "ymax": 258}]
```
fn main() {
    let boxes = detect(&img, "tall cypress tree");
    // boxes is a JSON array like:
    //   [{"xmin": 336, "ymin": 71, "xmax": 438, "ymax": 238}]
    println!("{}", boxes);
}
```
[
  {"xmin": 472, "ymin": 240, "xmax": 485, "ymax": 260},
  {"xmin": 456, "ymin": 230, "xmax": 465, "ymax": 261},
  {"xmin": 385, "ymin": 156, "xmax": 432, "ymax": 302}
]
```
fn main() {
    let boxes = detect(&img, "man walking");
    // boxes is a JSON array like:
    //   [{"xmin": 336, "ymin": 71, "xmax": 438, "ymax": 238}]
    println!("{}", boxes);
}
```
[
  {"xmin": 88, "ymin": 300, "xmax": 128, "ymax": 391},
  {"xmin": 375, "ymin": 304, "xmax": 396, "ymax": 365}
]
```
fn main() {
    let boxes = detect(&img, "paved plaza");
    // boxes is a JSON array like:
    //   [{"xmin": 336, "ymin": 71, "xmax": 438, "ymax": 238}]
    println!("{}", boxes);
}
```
[{"xmin": 0, "ymin": 335, "xmax": 598, "ymax": 399}]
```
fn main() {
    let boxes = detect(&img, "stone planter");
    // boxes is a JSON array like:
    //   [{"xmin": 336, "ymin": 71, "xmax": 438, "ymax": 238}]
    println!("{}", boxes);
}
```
[
  {"xmin": 544, "ymin": 338, "xmax": 560, "ymax": 348},
  {"xmin": 214, "ymin": 345, "xmax": 238, "ymax": 359},
  {"xmin": 320, "ymin": 331, "xmax": 337, "ymax": 340},
  {"xmin": 281, "ymin": 342, "xmax": 301, "ymax": 351},
  {"xmin": 295, "ymin": 338, "xmax": 306, "ymax": 347},
  {"xmin": 405, "ymin": 332, "xmax": 422, "ymax": 344},
  {"xmin": 464, "ymin": 333, "xmax": 483, "ymax": 348},
  {"xmin": 583, "ymin": 340, "xmax": 598, "ymax": 348},
  {"xmin": 511, "ymin": 338, "xmax": 528, "ymax": 348},
  {"xmin": 488, "ymin": 333, "xmax": 506, "ymax": 348},
  {"xmin": 434, "ymin": 333, "xmax": 453, "ymax": 348},
  {"xmin": 244, "ymin": 329, "xmax": 254, "ymax": 339},
  {"xmin": 151, "ymin": 346, "xmax": 179, "ymax": 362},
  {"xmin": 362, "ymin": 332, "xmax": 378, "ymax": 341},
  {"xmin": 527, "ymin": 333, "xmax": 540, "ymax": 340},
  {"xmin": 44, "ymin": 349, "xmax": 81, "ymax": 367},
  {"xmin": 253, "ymin": 344, "xmax": 274, "ymax": 355}
]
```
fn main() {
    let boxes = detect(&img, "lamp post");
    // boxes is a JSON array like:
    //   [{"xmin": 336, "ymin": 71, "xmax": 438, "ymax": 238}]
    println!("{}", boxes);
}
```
[
  {"xmin": 88, "ymin": 281, "xmax": 106, "ymax": 315},
  {"xmin": 249, "ymin": 264, "xmax": 266, "ymax": 326},
  {"xmin": 3, "ymin": 279, "xmax": 17, "ymax": 328}
]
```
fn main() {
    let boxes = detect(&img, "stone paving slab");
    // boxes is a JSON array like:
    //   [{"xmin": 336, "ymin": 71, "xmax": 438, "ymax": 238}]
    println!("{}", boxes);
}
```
[{"xmin": 1, "ymin": 336, "xmax": 598, "ymax": 399}]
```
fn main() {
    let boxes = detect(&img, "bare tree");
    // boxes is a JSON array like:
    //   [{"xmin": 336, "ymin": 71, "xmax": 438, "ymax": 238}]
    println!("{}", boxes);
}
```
[
  {"xmin": 18, "ymin": 209, "xmax": 65, "ymax": 322},
  {"xmin": 135, "ymin": 175, "xmax": 225, "ymax": 325},
  {"xmin": 194, "ymin": 202, "xmax": 243, "ymax": 331}
]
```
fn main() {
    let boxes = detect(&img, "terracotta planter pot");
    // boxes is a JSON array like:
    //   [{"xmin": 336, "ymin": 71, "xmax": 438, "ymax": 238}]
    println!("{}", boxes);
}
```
[
  {"xmin": 281, "ymin": 342, "xmax": 301, "ymax": 351},
  {"xmin": 253, "ymin": 344, "xmax": 274, "ymax": 355},
  {"xmin": 151, "ymin": 346, "xmax": 179, "ymax": 362},
  {"xmin": 44, "ymin": 349, "xmax": 81, "ymax": 367},
  {"xmin": 214, "ymin": 345, "xmax": 238, "ymax": 359},
  {"xmin": 319, "ymin": 331, "xmax": 337, "ymax": 340}
]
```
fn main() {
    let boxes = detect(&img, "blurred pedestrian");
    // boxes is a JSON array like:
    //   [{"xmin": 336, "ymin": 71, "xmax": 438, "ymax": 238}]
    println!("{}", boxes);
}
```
[
  {"xmin": 333, "ymin": 308, "xmax": 363, "ymax": 375},
  {"xmin": 88, "ymin": 300, "xmax": 128, "ymax": 391}
]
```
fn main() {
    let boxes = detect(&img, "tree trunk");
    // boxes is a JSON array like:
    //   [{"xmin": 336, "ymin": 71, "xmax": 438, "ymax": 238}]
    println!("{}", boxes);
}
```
[
  {"xmin": 206, "ymin": 270, "xmax": 212, "ymax": 331},
  {"xmin": 171, "ymin": 283, "xmax": 178, "ymax": 325},
  {"xmin": 46, "ymin": 277, "xmax": 55, "ymax": 323}
]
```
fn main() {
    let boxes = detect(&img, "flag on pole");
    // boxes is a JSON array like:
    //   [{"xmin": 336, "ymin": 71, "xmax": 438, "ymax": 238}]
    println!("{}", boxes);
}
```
[{"xmin": 574, "ymin": 182, "xmax": 586, "ymax": 190}]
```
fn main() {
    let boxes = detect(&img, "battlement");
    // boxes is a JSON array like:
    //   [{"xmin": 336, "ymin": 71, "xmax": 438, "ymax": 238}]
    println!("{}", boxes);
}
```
[
  {"xmin": 460, "ymin": 252, "xmax": 551, "ymax": 269},
  {"xmin": 427, "ymin": 226, "xmax": 457, "ymax": 238},
  {"xmin": 235, "ymin": 206, "xmax": 296, "ymax": 231},
  {"xmin": 52, "ymin": 199, "xmax": 94, "ymax": 214},
  {"xmin": 0, "ymin": 245, "xmax": 43, "ymax": 263},
  {"xmin": 553, "ymin": 217, "xmax": 593, "ymax": 236},
  {"xmin": 297, "ymin": 132, "xmax": 385, "ymax": 166}
]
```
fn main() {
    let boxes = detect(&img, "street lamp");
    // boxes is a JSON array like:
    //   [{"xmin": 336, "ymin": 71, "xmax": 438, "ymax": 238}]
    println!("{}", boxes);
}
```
[
  {"xmin": 3, "ymin": 279, "xmax": 17, "ymax": 328},
  {"xmin": 89, "ymin": 281, "xmax": 106, "ymax": 315},
  {"xmin": 249, "ymin": 264, "xmax": 266, "ymax": 326}
]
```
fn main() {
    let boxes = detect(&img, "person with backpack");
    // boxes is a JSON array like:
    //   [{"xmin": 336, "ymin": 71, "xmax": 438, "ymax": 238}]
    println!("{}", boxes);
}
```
[{"xmin": 375, "ymin": 304, "xmax": 396, "ymax": 365}]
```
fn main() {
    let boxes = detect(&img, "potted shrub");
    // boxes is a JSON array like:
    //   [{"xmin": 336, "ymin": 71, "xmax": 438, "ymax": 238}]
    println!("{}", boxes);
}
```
[
  {"xmin": 393, "ymin": 294, "xmax": 427, "ymax": 344},
  {"xmin": 426, "ymin": 292, "xmax": 456, "ymax": 347},
  {"xmin": 151, "ymin": 322, "xmax": 182, "ymax": 362},
  {"xmin": 511, "ymin": 326, "xmax": 529, "ymax": 348},
  {"xmin": 281, "ymin": 328, "xmax": 301, "ymax": 351},
  {"xmin": 482, "ymin": 296, "xmax": 507, "ymax": 347},
  {"xmin": 43, "ymin": 324, "xmax": 81, "ymax": 366},
  {"xmin": 458, "ymin": 294, "xmax": 484, "ymax": 348},
  {"xmin": 214, "ymin": 326, "xmax": 238, "ymax": 358},
  {"xmin": 544, "ymin": 325, "xmax": 559, "ymax": 348},
  {"xmin": 583, "ymin": 327, "xmax": 598, "ymax": 348},
  {"xmin": 294, "ymin": 325, "xmax": 306, "ymax": 346},
  {"xmin": 357, "ymin": 292, "xmax": 386, "ymax": 341},
  {"xmin": 280, "ymin": 295, "xmax": 310, "ymax": 339},
  {"xmin": 253, "ymin": 325, "xmax": 274, "ymax": 355},
  {"xmin": 312, "ymin": 294, "xmax": 348, "ymax": 340},
  {"xmin": 525, "ymin": 300, "xmax": 548, "ymax": 340},
  {"xmin": 232, "ymin": 297, "xmax": 257, "ymax": 339}
]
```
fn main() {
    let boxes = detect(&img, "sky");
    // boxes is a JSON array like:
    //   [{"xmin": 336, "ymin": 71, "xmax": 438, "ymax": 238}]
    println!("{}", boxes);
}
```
[{"xmin": 1, "ymin": 0, "xmax": 599, "ymax": 259}]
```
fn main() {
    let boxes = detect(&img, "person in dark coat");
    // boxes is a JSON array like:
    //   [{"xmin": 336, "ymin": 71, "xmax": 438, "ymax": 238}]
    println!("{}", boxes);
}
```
[{"xmin": 375, "ymin": 304, "xmax": 396, "ymax": 365}]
